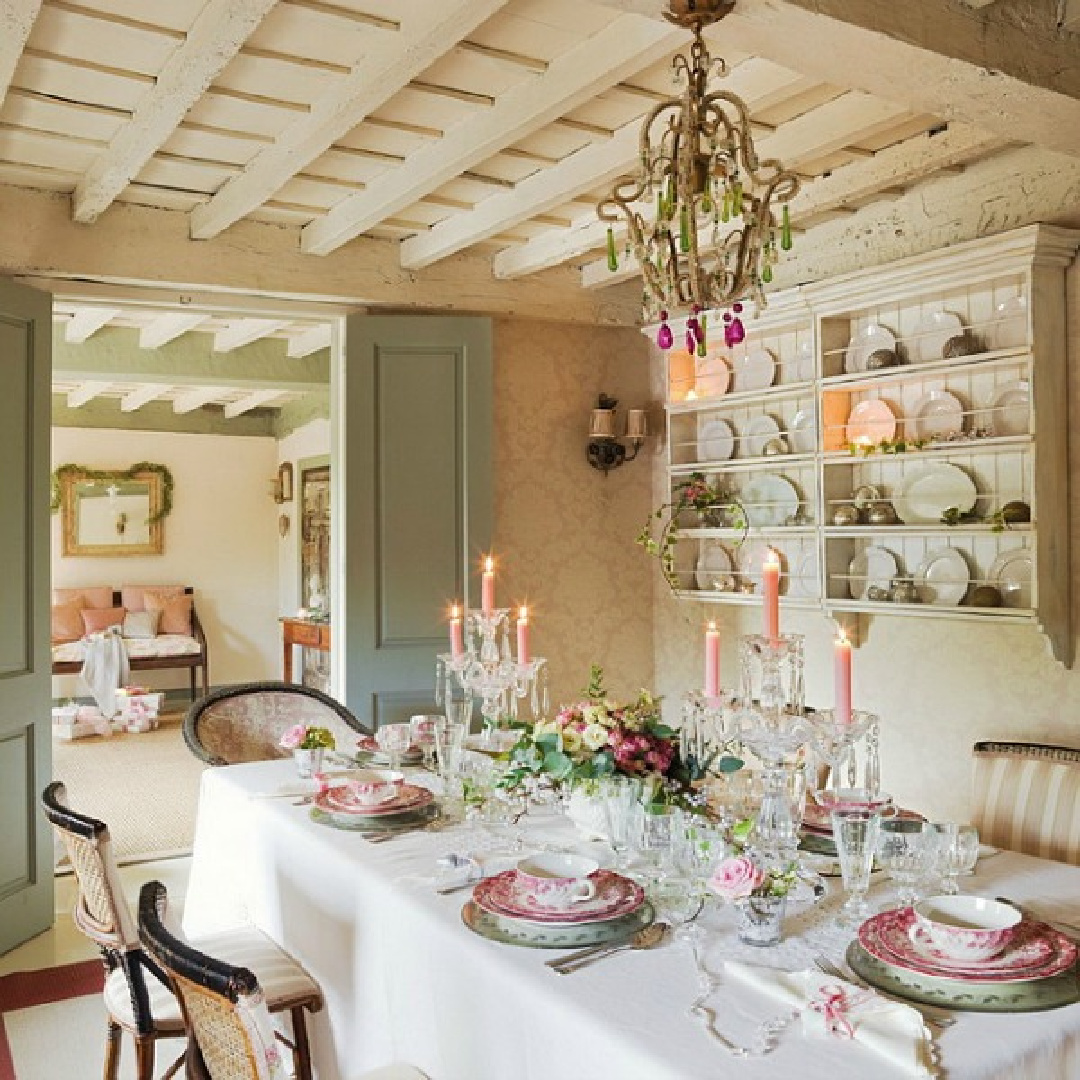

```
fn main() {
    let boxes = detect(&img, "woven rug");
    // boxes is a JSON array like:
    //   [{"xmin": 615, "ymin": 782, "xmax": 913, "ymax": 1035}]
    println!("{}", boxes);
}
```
[{"xmin": 51, "ymin": 713, "xmax": 206, "ymax": 866}]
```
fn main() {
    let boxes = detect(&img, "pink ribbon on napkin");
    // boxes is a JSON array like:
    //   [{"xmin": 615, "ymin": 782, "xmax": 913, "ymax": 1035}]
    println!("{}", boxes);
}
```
[{"xmin": 808, "ymin": 983, "xmax": 876, "ymax": 1040}]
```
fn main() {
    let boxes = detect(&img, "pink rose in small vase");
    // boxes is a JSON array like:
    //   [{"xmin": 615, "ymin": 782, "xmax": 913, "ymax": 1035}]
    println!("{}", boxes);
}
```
[
  {"xmin": 708, "ymin": 855, "xmax": 765, "ymax": 901},
  {"xmin": 279, "ymin": 724, "xmax": 307, "ymax": 751}
]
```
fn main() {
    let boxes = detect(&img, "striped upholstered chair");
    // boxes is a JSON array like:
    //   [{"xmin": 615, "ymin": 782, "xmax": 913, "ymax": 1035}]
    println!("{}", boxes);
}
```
[{"xmin": 971, "ymin": 741, "xmax": 1080, "ymax": 865}]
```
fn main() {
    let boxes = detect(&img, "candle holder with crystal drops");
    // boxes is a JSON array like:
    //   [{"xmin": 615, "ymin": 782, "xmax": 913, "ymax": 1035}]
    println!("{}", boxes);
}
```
[{"xmin": 806, "ymin": 708, "xmax": 880, "ymax": 802}]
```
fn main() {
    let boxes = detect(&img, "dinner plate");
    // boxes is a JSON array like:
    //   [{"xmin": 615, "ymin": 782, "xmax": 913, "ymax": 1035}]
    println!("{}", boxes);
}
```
[
  {"xmin": 791, "ymin": 547, "xmax": 818, "ymax": 598},
  {"xmin": 789, "ymin": 406, "xmax": 817, "ymax": 454},
  {"xmin": 310, "ymin": 803, "xmax": 439, "ymax": 833},
  {"xmin": 848, "ymin": 545, "xmax": 899, "ymax": 600},
  {"xmin": 474, "ymin": 870, "xmax": 645, "ymax": 925},
  {"xmin": 909, "ymin": 390, "xmax": 964, "ymax": 441},
  {"xmin": 461, "ymin": 899, "xmax": 654, "ymax": 950},
  {"xmin": 845, "ymin": 399, "xmax": 897, "ymax": 445},
  {"xmin": 737, "ymin": 540, "xmax": 776, "ymax": 594},
  {"xmin": 845, "ymin": 323, "xmax": 897, "ymax": 374},
  {"xmin": 697, "ymin": 416, "xmax": 736, "ymax": 462},
  {"xmin": 741, "ymin": 474, "xmax": 800, "ymax": 527},
  {"xmin": 991, "ymin": 295, "xmax": 1029, "ymax": 351},
  {"xmin": 990, "ymin": 548, "xmax": 1033, "ymax": 609},
  {"xmin": 745, "ymin": 414, "xmax": 782, "ymax": 457},
  {"xmin": 316, "ymin": 783, "xmax": 433, "ymax": 818},
  {"xmin": 913, "ymin": 311, "xmax": 963, "ymax": 363},
  {"xmin": 695, "ymin": 351, "xmax": 731, "ymax": 398},
  {"xmin": 732, "ymin": 347, "xmax": 776, "ymax": 393},
  {"xmin": 894, "ymin": 463, "xmax": 977, "ymax": 525},
  {"xmin": 915, "ymin": 547, "xmax": 970, "ymax": 606},
  {"xmin": 988, "ymin": 380, "xmax": 1030, "ymax": 437},
  {"xmin": 792, "ymin": 340, "xmax": 815, "ymax": 382},
  {"xmin": 696, "ymin": 543, "xmax": 735, "ymax": 592}
]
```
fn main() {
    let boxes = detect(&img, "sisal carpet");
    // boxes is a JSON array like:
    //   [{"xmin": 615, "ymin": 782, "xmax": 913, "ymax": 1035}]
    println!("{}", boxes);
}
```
[{"xmin": 51, "ymin": 713, "xmax": 206, "ymax": 866}]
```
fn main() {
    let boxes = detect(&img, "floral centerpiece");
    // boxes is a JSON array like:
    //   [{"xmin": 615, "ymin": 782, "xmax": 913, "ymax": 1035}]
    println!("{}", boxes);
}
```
[{"xmin": 709, "ymin": 847, "xmax": 799, "ymax": 946}]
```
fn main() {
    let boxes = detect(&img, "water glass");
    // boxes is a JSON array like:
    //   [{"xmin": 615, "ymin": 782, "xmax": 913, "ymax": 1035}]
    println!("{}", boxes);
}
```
[
  {"xmin": 956, "ymin": 825, "xmax": 980, "ymax": 876},
  {"xmin": 877, "ymin": 819, "xmax": 932, "ymax": 907},
  {"xmin": 434, "ymin": 721, "xmax": 467, "ymax": 779},
  {"xmin": 409, "ymin": 714, "xmax": 444, "ymax": 771},
  {"xmin": 639, "ymin": 807, "xmax": 676, "ymax": 878},
  {"xmin": 598, "ymin": 778, "xmax": 642, "ymax": 869},
  {"xmin": 831, "ymin": 807, "xmax": 883, "ymax": 924},
  {"xmin": 930, "ymin": 822, "xmax": 978, "ymax": 894},
  {"xmin": 375, "ymin": 722, "xmax": 412, "ymax": 771}
]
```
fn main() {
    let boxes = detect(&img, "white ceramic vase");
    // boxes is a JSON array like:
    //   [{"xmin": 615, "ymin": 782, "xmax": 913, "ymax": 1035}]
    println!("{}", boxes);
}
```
[{"xmin": 566, "ymin": 789, "xmax": 609, "ymax": 840}]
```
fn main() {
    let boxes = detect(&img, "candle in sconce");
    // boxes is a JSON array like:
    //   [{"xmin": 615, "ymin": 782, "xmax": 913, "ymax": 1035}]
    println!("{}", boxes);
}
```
[
  {"xmin": 449, "ymin": 604, "xmax": 464, "ymax": 660},
  {"xmin": 704, "ymin": 621, "xmax": 720, "ymax": 699},
  {"xmin": 517, "ymin": 606, "xmax": 530, "ymax": 665},
  {"xmin": 481, "ymin": 555, "xmax": 495, "ymax": 615},
  {"xmin": 835, "ymin": 630, "xmax": 853, "ymax": 726},
  {"xmin": 762, "ymin": 549, "xmax": 781, "ymax": 643}
]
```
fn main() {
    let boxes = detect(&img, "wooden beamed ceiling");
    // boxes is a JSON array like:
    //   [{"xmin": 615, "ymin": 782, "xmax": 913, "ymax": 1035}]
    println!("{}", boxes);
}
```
[{"xmin": 0, "ymin": 0, "xmax": 1076, "ymax": 302}]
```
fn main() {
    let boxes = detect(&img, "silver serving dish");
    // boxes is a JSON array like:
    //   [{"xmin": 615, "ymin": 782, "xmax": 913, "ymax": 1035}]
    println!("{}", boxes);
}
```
[{"xmin": 462, "ymin": 899, "xmax": 654, "ymax": 949}]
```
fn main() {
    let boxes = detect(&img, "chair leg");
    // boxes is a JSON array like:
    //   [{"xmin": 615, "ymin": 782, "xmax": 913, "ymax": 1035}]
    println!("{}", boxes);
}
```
[
  {"xmin": 190, "ymin": 667, "xmax": 196, "ymax": 701},
  {"xmin": 103, "ymin": 1021, "xmax": 121, "ymax": 1080},
  {"xmin": 134, "ymin": 1034, "xmax": 155, "ymax": 1080},
  {"xmin": 290, "ymin": 1006, "xmax": 313, "ymax": 1080}
]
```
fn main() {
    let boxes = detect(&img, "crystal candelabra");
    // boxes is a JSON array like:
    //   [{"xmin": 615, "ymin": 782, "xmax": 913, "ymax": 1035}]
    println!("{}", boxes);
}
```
[
  {"xmin": 806, "ymin": 708, "xmax": 880, "ymax": 799},
  {"xmin": 435, "ymin": 608, "xmax": 547, "ymax": 746},
  {"xmin": 680, "ymin": 689, "xmax": 739, "ymax": 777}
]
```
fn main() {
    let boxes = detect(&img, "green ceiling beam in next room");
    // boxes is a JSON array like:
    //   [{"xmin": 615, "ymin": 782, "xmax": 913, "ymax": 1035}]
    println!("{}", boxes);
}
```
[{"xmin": 52, "ymin": 395, "xmax": 278, "ymax": 437}]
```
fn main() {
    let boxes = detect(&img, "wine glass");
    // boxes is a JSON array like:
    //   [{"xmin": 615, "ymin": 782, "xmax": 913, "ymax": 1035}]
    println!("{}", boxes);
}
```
[
  {"xmin": 956, "ymin": 825, "xmax": 980, "ymax": 877},
  {"xmin": 598, "ymin": 777, "xmax": 642, "ymax": 871},
  {"xmin": 434, "ymin": 721, "xmax": 467, "ymax": 780},
  {"xmin": 639, "ymin": 807, "xmax": 676, "ymax": 881},
  {"xmin": 877, "ymin": 819, "xmax": 932, "ymax": 908},
  {"xmin": 821, "ymin": 789, "xmax": 892, "ymax": 925},
  {"xmin": 931, "ymin": 822, "xmax": 977, "ymax": 894},
  {"xmin": 375, "ymin": 722, "xmax": 412, "ymax": 772},
  {"xmin": 409, "ymin": 714, "xmax": 443, "ymax": 772}
]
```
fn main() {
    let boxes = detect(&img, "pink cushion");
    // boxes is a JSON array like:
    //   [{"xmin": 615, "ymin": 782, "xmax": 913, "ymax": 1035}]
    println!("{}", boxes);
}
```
[
  {"xmin": 146, "ymin": 593, "xmax": 192, "ymax": 636},
  {"xmin": 51, "ymin": 601, "xmax": 85, "ymax": 644},
  {"xmin": 81, "ymin": 607, "xmax": 126, "ymax": 634},
  {"xmin": 53, "ymin": 587, "xmax": 114, "ymax": 610},
  {"xmin": 121, "ymin": 585, "xmax": 185, "ymax": 613}
]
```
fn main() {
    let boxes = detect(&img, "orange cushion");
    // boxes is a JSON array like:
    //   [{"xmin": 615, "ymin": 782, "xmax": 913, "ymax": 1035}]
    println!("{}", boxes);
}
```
[
  {"xmin": 81, "ymin": 607, "xmax": 126, "ymax": 634},
  {"xmin": 121, "ymin": 585, "xmax": 185, "ymax": 613},
  {"xmin": 51, "ymin": 601, "xmax": 85, "ymax": 644},
  {"xmin": 53, "ymin": 587, "xmax": 114, "ymax": 610},
  {"xmin": 146, "ymin": 593, "xmax": 192, "ymax": 635}
]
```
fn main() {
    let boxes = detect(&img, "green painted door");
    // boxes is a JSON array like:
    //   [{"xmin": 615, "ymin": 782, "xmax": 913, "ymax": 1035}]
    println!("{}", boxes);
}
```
[
  {"xmin": 339, "ymin": 316, "xmax": 492, "ymax": 727},
  {"xmin": 0, "ymin": 279, "xmax": 53, "ymax": 954}
]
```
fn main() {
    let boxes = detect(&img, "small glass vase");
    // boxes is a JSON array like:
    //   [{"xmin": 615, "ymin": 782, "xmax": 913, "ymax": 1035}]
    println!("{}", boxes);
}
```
[
  {"xmin": 736, "ymin": 893, "xmax": 786, "ymax": 947},
  {"xmin": 294, "ymin": 748, "xmax": 325, "ymax": 778}
]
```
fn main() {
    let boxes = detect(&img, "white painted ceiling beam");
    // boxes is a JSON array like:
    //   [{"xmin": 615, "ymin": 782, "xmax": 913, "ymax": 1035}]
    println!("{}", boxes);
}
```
[
  {"xmin": 173, "ymin": 387, "xmax": 223, "ymax": 415},
  {"xmin": 301, "ymin": 15, "xmax": 687, "ymax": 255},
  {"xmin": 73, "ymin": 0, "xmax": 280, "ymax": 223},
  {"xmin": 287, "ymin": 324, "xmax": 332, "ymax": 358},
  {"xmin": 66, "ymin": 382, "xmax": 109, "ymax": 408},
  {"xmin": 190, "ymin": 0, "xmax": 510, "ymax": 241},
  {"xmin": 213, "ymin": 319, "xmax": 289, "ymax": 352},
  {"xmin": 139, "ymin": 312, "xmax": 211, "ymax": 349},
  {"xmin": 0, "ymin": 2, "xmax": 42, "ymax": 104},
  {"xmin": 64, "ymin": 307, "xmax": 121, "ymax": 343},
  {"xmin": 223, "ymin": 389, "xmax": 286, "ymax": 418},
  {"xmin": 120, "ymin": 384, "xmax": 170, "ymax": 412}
]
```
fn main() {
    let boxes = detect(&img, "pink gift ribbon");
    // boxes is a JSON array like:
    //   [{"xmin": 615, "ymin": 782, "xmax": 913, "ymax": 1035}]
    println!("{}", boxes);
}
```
[{"xmin": 808, "ymin": 983, "xmax": 876, "ymax": 1040}]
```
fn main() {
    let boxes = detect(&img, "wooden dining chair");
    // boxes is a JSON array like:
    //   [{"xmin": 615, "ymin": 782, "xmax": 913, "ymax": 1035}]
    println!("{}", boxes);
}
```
[
  {"xmin": 184, "ymin": 680, "xmax": 368, "ymax": 766},
  {"xmin": 971, "ymin": 740, "xmax": 1080, "ymax": 865},
  {"xmin": 42, "ymin": 782, "xmax": 324, "ymax": 1080},
  {"xmin": 139, "ymin": 880, "xmax": 428, "ymax": 1080}
]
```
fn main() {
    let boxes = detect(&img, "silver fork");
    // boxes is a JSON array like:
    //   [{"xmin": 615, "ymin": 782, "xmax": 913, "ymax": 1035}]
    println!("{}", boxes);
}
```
[{"xmin": 814, "ymin": 956, "xmax": 955, "ymax": 1029}]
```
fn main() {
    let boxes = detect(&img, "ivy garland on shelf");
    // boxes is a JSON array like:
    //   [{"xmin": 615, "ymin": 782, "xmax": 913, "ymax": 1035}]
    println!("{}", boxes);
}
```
[{"xmin": 50, "ymin": 462, "xmax": 175, "ymax": 524}]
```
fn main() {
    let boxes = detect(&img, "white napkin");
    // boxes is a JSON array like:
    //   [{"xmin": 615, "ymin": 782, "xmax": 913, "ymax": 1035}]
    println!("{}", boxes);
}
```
[{"xmin": 724, "ymin": 960, "xmax": 937, "ymax": 1077}]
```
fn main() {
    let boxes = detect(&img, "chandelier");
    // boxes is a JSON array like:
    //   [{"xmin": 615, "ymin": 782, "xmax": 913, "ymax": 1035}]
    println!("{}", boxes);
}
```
[{"xmin": 597, "ymin": 0, "xmax": 800, "ymax": 351}]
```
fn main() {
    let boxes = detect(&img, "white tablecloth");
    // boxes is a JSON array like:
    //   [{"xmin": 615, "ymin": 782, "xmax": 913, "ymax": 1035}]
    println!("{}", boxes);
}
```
[{"xmin": 183, "ymin": 761, "xmax": 1080, "ymax": 1080}]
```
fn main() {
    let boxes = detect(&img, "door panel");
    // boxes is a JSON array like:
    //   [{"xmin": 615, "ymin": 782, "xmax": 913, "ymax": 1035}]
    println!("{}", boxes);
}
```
[
  {"xmin": 0, "ymin": 278, "xmax": 53, "ymax": 954},
  {"xmin": 340, "ymin": 317, "xmax": 492, "ymax": 727}
]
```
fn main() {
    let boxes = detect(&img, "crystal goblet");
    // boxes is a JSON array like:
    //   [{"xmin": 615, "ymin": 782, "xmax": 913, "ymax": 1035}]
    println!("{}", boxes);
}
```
[
  {"xmin": 375, "ymin": 722, "xmax": 412, "ymax": 772},
  {"xmin": 877, "ymin": 818, "xmax": 932, "ymax": 908},
  {"xmin": 822, "ymin": 789, "xmax": 892, "ymax": 925},
  {"xmin": 598, "ymin": 777, "xmax": 642, "ymax": 870},
  {"xmin": 409, "ymin": 714, "xmax": 443, "ymax": 771}
]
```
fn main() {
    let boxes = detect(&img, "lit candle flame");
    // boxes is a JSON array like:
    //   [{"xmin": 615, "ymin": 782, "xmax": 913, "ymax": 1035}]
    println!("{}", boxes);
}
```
[
  {"xmin": 519, "ymin": 605, "xmax": 528, "ymax": 621},
  {"xmin": 483, "ymin": 555, "xmax": 494, "ymax": 573},
  {"xmin": 707, "ymin": 620, "xmax": 716, "ymax": 632},
  {"xmin": 763, "ymin": 548, "xmax": 781, "ymax": 569},
  {"xmin": 451, "ymin": 603, "xmax": 460, "ymax": 619}
]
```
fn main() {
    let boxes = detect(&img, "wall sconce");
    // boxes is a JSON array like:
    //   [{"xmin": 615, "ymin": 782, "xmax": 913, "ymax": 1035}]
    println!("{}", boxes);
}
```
[
  {"xmin": 272, "ymin": 461, "xmax": 294, "ymax": 504},
  {"xmin": 587, "ymin": 393, "xmax": 649, "ymax": 474}
]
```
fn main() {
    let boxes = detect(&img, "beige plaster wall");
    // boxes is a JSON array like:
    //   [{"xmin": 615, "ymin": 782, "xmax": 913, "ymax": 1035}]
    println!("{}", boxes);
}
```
[{"xmin": 492, "ymin": 319, "xmax": 656, "ymax": 710}]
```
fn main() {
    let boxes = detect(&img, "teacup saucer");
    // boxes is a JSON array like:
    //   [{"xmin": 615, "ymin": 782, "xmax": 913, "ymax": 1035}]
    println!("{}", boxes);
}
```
[{"xmin": 473, "ymin": 870, "xmax": 644, "ymax": 925}]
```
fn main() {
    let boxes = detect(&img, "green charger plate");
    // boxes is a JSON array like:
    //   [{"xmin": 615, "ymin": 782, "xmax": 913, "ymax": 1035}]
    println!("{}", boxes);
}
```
[{"xmin": 462, "ymin": 899, "xmax": 655, "ymax": 949}]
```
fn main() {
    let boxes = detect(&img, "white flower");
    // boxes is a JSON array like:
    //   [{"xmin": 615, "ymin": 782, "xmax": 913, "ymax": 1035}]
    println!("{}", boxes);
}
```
[
  {"xmin": 582, "ymin": 704, "xmax": 608, "ymax": 727},
  {"xmin": 581, "ymin": 724, "xmax": 610, "ymax": 752},
  {"xmin": 561, "ymin": 728, "xmax": 583, "ymax": 756}
]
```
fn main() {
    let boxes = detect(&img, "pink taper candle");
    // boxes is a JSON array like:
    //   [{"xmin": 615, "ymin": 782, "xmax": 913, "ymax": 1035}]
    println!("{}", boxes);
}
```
[
  {"xmin": 450, "ymin": 604, "xmax": 464, "ymax": 660},
  {"xmin": 704, "ymin": 621, "xmax": 720, "ymax": 699},
  {"xmin": 762, "ymin": 549, "xmax": 781, "ymax": 643},
  {"xmin": 481, "ymin": 555, "xmax": 495, "ymax": 615},
  {"xmin": 517, "ymin": 605, "xmax": 530, "ymax": 665},
  {"xmin": 835, "ymin": 630, "xmax": 853, "ymax": 726}
]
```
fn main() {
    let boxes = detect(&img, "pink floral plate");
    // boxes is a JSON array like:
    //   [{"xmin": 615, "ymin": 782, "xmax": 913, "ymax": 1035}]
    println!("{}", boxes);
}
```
[
  {"xmin": 859, "ymin": 907, "xmax": 1078, "ymax": 982},
  {"xmin": 473, "ymin": 870, "xmax": 645, "ymax": 925},
  {"xmin": 316, "ymin": 783, "xmax": 433, "ymax": 818}
]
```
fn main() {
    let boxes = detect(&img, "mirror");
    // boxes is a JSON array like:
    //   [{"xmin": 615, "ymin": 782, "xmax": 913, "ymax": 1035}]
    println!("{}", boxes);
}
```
[{"xmin": 60, "ymin": 469, "xmax": 164, "ymax": 556}]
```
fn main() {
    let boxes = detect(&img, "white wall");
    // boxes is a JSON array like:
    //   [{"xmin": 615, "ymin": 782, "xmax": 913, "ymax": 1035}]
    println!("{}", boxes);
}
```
[{"xmin": 52, "ymin": 428, "xmax": 280, "ymax": 695}]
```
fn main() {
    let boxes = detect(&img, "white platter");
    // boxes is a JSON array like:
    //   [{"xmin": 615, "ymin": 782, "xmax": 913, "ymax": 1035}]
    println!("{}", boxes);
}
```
[
  {"xmin": 741, "ymin": 474, "xmax": 799, "ymax": 528},
  {"xmin": 789, "ymin": 406, "xmax": 817, "ymax": 454},
  {"xmin": 991, "ymin": 295, "xmax": 1029, "ymax": 351},
  {"xmin": 913, "ymin": 311, "xmax": 963, "ymax": 363},
  {"xmin": 915, "ymin": 547, "xmax": 970, "ymax": 606},
  {"xmin": 696, "ymin": 416, "xmax": 735, "ymax": 462},
  {"xmin": 732, "ymin": 348, "xmax": 776, "ymax": 393},
  {"xmin": 990, "ymin": 548, "xmax": 1033, "ymax": 609},
  {"xmin": 894, "ymin": 464, "xmax": 977, "ymax": 525},
  {"xmin": 737, "ymin": 539, "xmax": 777, "ymax": 594},
  {"xmin": 696, "ymin": 543, "xmax": 735, "ymax": 592},
  {"xmin": 745, "ymin": 414, "xmax": 782, "ymax": 457},
  {"xmin": 909, "ymin": 390, "xmax": 964, "ymax": 441},
  {"xmin": 845, "ymin": 323, "xmax": 897, "ymax": 374},
  {"xmin": 848, "ymin": 546, "xmax": 899, "ymax": 601},
  {"xmin": 695, "ymin": 351, "xmax": 731, "ymax": 398},
  {"xmin": 846, "ymin": 399, "xmax": 897, "ymax": 445},
  {"xmin": 988, "ymin": 380, "xmax": 1030, "ymax": 437}
]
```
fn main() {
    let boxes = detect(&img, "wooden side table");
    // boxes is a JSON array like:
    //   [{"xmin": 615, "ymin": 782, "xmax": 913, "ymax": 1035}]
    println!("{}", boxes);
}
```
[{"xmin": 281, "ymin": 617, "xmax": 331, "ymax": 683}]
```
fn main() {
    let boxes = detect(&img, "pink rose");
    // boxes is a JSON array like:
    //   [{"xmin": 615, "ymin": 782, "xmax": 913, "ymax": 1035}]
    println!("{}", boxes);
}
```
[
  {"xmin": 279, "ymin": 724, "xmax": 307, "ymax": 750},
  {"xmin": 708, "ymin": 855, "xmax": 764, "ymax": 901}
]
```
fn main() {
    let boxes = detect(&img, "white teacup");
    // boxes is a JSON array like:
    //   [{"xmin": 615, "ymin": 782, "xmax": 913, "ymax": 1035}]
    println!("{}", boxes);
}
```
[
  {"xmin": 341, "ymin": 769, "xmax": 403, "ymax": 807},
  {"xmin": 910, "ymin": 895, "xmax": 1021, "ymax": 962},
  {"xmin": 516, "ymin": 853, "xmax": 599, "ymax": 908}
]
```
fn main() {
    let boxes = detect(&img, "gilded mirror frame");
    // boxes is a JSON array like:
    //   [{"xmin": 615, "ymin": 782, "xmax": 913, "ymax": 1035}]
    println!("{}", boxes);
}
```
[{"xmin": 60, "ymin": 468, "xmax": 165, "ymax": 556}]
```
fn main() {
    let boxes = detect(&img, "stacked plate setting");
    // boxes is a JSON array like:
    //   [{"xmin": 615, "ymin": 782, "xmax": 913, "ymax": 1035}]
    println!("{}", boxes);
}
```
[
  {"xmin": 311, "ymin": 780, "xmax": 437, "ymax": 833},
  {"xmin": 462, "ymin": 869, "xmax": 653, "ymax": 949}
]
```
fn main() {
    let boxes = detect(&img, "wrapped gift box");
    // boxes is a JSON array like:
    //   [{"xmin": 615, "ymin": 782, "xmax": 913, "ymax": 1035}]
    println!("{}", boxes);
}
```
[{"xmin": 52, "ymin": 705, "xmax": 111, "ymax": 740}]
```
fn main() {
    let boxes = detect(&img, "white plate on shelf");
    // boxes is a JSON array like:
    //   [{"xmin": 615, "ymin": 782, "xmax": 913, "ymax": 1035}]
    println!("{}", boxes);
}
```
[
  {"xmin": 792, "ymin": 340, "xmax": 815, "ymax": 382},
  {"xmin": 696, "ymin": 416, "xmax": 735, "ymax": 462},
  {"xmin": 909, "ymin": 390, "xmax": 965, "ymax": 441},
  {"xmin": 894, "ymin": 464, "xmax": 977, "ymax": 525},
  {"xmin": 791, "ymin": 547, "xmax": 818, "ymax": 598},
  {"xmin": 745, "ymin": 415, "xmax": 782, "ymax": 457},
  {"xmin": 848, "ymin": 546, "xmax": 899, "ymax": 601},
  {"xmin": 913, "ymin": 311, "xmax": 964, "ymax": 363},
  {"xmin": 696, "ymin": 544, "xmax": 735, "ymax": 592},
  {"xmin": 991, "ymin": 295, "xmax": 1028, "ymax": 351},
  {"xmin": 737, "ymin": 539, "xmax": 777, "ymax": 594},
  {"xmin": 732, "ymin": 347, "xmax": 776, "ymax": 393},
  {"xmin": 845, "ymin": 323, "xmax": 897, "ymax": 374},
  {"xmin": 845, "ymin": 399, "xmax": 897, "ymax": 445},
  {"xmin": 988, "ymin": 380, "xmax": 1030, "ymax": 437},
  {"xmin": 915, "ymin": 547, "xmax": 970, "ymax": 606},
  {"xmin": 990, "ymin": 548, "xmax": 1033, "ymax": 609},
  {"xmin": 789, "ymin": 406, "xmax": 817, "ymax": 454},
  {"xmin": 695, "ymin": 351, "xmax": 731, "ymax": 398},
  {"xmin": 741, "ymin": 474, "xmax": 800, "ymax": 527}
]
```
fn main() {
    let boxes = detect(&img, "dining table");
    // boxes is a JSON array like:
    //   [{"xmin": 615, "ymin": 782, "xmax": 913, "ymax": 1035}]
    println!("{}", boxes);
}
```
[{"xmin": 182, "ymin": 759, "xmax": 1080, "ymax": 1080}]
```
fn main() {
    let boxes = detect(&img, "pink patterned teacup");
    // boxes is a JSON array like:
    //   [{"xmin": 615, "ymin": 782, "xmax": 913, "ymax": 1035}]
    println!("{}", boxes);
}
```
[
  {"xmin": 341, "ymin": 769, "xmax": 404, "ymax": 807},
  {"xmin": 910, "ymin": 895, "xmax": 1021, "ymax": 962},
  {"xmin": 515, "ymin": 853, "xmax": 599, "ymax": 909}
]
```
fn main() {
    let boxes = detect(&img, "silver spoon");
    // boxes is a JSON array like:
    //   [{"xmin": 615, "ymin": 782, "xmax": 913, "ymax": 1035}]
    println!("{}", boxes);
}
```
[{"xmin": 552, "ymin": 922, "xmax": 670, "ymax": 975}]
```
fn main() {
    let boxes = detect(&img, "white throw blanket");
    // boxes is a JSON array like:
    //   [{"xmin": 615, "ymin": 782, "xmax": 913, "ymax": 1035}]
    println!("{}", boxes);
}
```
[{"xmin": 80, "ymin": 628, "xmax": 130, "ymax": 717}]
